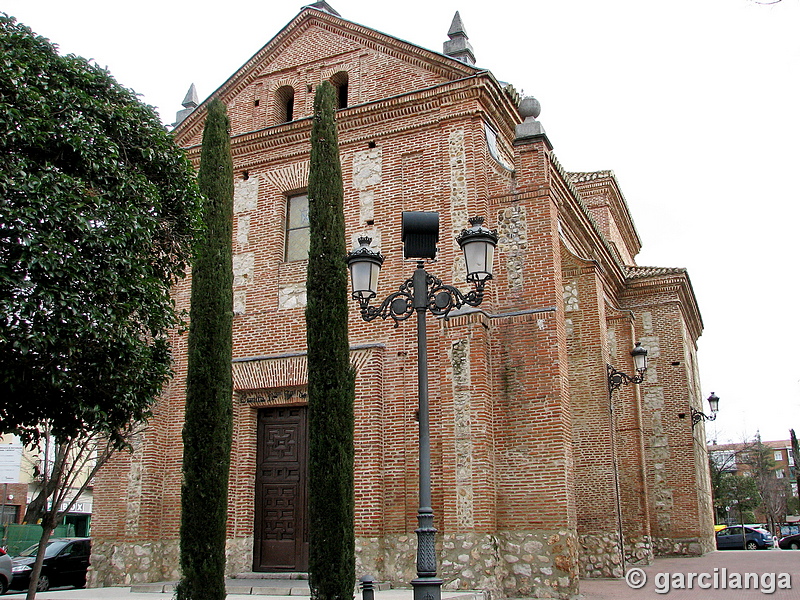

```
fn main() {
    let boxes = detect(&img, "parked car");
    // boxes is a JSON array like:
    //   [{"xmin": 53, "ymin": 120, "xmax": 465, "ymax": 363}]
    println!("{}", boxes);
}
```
[
  {"xmin": 715, "ymin": 526, "xmax": 773, "ymax": 550},
  {"xmin": 778, "ymin": 533, "xmax": 800, "ymax": 550},
  {"xmin": 10, "ymin": 538, "xmax": 90, "ymax": 592},
  {"xmin": 0, "ymin": 547, "xmax": 12, "ymax": 594}
]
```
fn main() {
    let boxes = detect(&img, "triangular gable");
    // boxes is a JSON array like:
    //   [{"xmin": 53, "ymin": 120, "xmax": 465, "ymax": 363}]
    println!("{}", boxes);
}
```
[{"xmin": 174, "ymin": 6, "xmax": 480, "ymax": 145}]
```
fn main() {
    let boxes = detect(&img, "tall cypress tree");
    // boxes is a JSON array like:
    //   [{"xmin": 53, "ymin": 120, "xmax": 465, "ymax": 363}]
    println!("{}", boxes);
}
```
[
  {"xmin": 177, "ymin": 98, "xmax": 234, "ymax": 600},
  {"xmin": 306, "ymin": 81, "xmax": 356, "ymax": 600}
]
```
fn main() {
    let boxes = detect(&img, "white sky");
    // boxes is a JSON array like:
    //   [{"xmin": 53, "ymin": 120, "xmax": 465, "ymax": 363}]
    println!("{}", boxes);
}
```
[{"xmin": 5, "ymin": 0, "xmax": 799, "ymax": 444}]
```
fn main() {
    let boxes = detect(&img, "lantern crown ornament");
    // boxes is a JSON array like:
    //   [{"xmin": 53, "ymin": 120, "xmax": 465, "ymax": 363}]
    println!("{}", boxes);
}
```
[{"xmin": 346, "ymin": 215, "xmax": 498, "ymax": 325}]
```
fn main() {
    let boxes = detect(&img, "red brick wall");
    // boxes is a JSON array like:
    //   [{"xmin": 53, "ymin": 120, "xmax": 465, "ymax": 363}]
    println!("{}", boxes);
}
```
[
  {"xmin": 91, "ymin": 8, "xmax": 711, "ymax": 592},
  {"xmin": 621, "ymin": 276, "xmax": 714, "ymax": 553}
]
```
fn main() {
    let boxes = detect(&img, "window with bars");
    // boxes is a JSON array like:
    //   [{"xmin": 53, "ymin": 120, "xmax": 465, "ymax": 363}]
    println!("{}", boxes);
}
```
[{"xmin": 2, "ymin": 504, "xmax": 18, "ymax": 525}]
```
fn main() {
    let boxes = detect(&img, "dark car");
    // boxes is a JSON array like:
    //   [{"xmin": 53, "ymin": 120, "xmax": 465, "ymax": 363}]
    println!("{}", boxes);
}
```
[
  {"xmin": 10, "ymin": 538, "xmax": 90, "ymax": 592},
  {"xmin": 778, "ymin": 533, "xmax": 800, "ymax": 550},
  {"xmin": 0, "ymin": 547, "xmax": 12, "ymax": 594},
  {"xmin": 715, "ymin": 526, "xmax": 773, "ymax": 550}
]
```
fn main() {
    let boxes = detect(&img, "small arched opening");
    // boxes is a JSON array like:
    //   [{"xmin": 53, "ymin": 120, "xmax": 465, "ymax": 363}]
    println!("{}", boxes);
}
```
[
  {"xmin": 330, "ymin": 72, "xmax": 349, "ymax": 109},
  {"xmin": 275, "ymin": 85, "xmax": 295, "ymax": 123}
]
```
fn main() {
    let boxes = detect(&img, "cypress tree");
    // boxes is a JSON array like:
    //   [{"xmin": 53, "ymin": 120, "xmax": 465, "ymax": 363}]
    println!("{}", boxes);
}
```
[
  {"xmin": 306, "ymin": 81, "xmax": 356, "ymax": 600},
  {"xmin": 177, "ymin": 98, "xmax": 234, "ymax": 600}
]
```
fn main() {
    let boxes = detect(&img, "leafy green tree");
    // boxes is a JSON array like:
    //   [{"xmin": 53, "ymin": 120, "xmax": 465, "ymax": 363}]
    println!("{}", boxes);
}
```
[
  {"xmin": 709, "ymin": 457, "xmax": 730, "ymax": 524},
  {"xmin": 0, "ymin": 14, "xmax": 201, "ymax": 446},
  {"xmin": 0, "ymin": 15, "xmax": 201, "ymax": 598},
  {"xmin": 306, "ymin": 81, "xmax": 355, "ymax": 600},
  {"xmin": 176, "ymin": 99, "xmax": 234, "ymax": 600}
]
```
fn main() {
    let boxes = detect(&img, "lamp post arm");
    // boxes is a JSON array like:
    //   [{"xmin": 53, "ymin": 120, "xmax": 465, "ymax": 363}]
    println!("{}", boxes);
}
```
[
  {"xmin": 356, "ymin": 277, "xmax": 415, "ymax": 327},
  {"xmin": 690, "ymin": 407, "xmax": 717, "ymax": 428},
  {"xmin": 355, "ymin": 265, "xmax": 492, "ymax": 324},
  {"xmin": 607, "ymin": 364, "xmax": 645, "ymax": 394},
  {"xmin": 427, "ymin": 276, "xmax": 489, "ymax": 318}
]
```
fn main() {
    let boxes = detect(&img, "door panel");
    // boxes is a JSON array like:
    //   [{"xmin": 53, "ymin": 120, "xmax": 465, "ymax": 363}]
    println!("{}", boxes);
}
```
[{"xmin": 254, "ymin": 406, "xmax": 308, "ymax": 571}]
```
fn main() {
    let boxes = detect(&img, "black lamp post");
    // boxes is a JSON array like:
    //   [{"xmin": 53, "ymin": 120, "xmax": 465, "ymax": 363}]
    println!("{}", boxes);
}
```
[
  {"xmin": 607, "ymin": 342, "xmax": 648, "ymax": 393},
  {"xmin": 690, "ymin": 392, "xmax": 720, "ymax": 428},
  {"xmin": 605, "ymin": 341, "xmax": 648, "ymax": 575},
  {"xmin": 346, "ymin": 212, "xmax": 498, "ymax": 600}
]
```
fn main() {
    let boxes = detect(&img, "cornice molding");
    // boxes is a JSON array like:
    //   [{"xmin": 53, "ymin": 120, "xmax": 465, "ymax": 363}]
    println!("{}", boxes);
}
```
[
  {"xmin": 567, "ymin": 172, "xmax": 642, "ymax": 266},
  {"xmin": 620, "ymin": 271, "xmax": 703, "ymax": 341}
]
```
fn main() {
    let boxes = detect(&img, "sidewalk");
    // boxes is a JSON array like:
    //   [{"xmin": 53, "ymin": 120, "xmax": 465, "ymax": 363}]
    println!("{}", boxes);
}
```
[
  {"xmin": 3, "ymin": 588, "xmax": 484, "ymax": 600},
  {"xmin": 5, "ymin": 550, "xmax": 799, "ymax": 600},
  {"xmin": 579, "ymin": 549, "xmax": 800, "ymax": 599}
]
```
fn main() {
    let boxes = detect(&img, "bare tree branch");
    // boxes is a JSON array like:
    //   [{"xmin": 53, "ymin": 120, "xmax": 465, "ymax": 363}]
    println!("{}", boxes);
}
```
[{"xmin": 21, "ymin": 422, "xmax": 146, "ymax": 599}]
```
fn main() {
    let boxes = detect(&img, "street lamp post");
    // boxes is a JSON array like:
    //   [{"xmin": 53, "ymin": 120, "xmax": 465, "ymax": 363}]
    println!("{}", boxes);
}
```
[
  {"xmin": 606, "ymin": 342, "xmax": 648, "ymax": 576},
  {"xmin": 347, "ymin": 212, "xmax": 498, "ymax": 600}
]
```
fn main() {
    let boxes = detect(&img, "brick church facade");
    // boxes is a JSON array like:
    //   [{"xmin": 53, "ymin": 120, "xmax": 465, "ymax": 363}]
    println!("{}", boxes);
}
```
[{"xmin": 90, "ymin": 4, "xmax": 714, "ymax": 598}]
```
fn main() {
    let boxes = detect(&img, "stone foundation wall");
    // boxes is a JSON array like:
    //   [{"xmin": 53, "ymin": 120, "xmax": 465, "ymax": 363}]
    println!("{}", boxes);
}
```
[
  {"xmin": 579, "ymin": 534, "xmax": 654, "ymax": 578},
  {"xmin": 624, "ymin": 535, "xmax": 653, "ymax": 566},
  {"xmin": 225, "ymin": 536, "xmax": 254, "ymax": 577},
  {"xmin": 578, "ymin": 533, "xmax": 623, "ymax": 579},
  {"xmin": 88, "ymin": 540, "xmax": 180, "ymax": 587},
  {"xmin": 357, "ymin": 530, "xmax": 579, "ymax": 599},
  {"xmin": 90, "ymin": 530, "xmax": 579, "ymax": 598},
  {"xmin": 653, "ymin": 536, "xmax": 705, "ymax": 556},
  {"xmin": 89, "ymin": 537, "xmax": 254, "ymax": 587}
]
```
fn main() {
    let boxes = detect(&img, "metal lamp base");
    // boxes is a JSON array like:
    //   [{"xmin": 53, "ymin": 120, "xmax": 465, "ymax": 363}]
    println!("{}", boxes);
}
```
[{"xmin": 411, "ymin": 577, "xmax": 443, "ymax": 600}]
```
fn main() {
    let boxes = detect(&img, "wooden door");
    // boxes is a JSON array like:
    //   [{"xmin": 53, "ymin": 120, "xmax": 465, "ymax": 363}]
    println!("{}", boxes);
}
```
[{"xmin": 253, "ymin": 406, "xmax": 309, "ymax": 571}]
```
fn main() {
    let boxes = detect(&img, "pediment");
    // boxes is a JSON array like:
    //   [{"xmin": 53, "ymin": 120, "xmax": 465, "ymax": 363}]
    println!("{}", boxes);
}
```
[
  {"xmin": 262, "ymin": 23, "xmax": 363, "ymax": 73},
  {"xmin": 174, "ymin": 7, "xmax": 479, "ymax": 145}
]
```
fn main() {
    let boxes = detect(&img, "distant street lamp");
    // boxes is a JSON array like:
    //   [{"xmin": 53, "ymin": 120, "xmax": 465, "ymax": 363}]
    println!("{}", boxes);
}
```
[
  {"xmin": 690, "ymin": 392, "xmax": 720, "ymax": 429},
  {"xmin": 347, "ymin": 212, "xmax": 498, "ymax": 600}
]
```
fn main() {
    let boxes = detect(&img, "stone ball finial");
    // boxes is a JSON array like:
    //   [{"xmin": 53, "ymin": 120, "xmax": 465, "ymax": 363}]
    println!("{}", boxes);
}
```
[
  {"xmin": 519, "ymin": 96, "xmax": 541, "ymax": 120},
  {"xmin": 515, "ymin": 96, "xmax": 546, "ymax": 140}
]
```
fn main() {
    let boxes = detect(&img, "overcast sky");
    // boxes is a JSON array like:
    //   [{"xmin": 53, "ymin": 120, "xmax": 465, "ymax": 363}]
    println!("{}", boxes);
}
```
[{"xmin": 5, "ymin": 0, "xmax": 799, "ymax": 444}]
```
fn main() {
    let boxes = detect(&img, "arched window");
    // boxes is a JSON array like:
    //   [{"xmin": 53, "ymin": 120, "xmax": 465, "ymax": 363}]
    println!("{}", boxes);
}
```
[
  {"xmin": 276, "ymin": 85, "xmax": 295, "ymax": 123},
  {"xmin": 330, "ymin": 72, "xmax": 348, "ymax": 109}
]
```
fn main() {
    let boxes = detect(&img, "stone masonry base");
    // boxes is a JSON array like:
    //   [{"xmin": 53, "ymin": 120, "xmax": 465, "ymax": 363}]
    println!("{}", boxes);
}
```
[
  {"xmin": 578, "ymin": 534, "xmax": 654, "ymax": 579},
  {"xmin": 578, "ymin": 533, "xmax": 624, "ymax": 579},
  {"xmin": 88, "ymin": 539, "xmax": 180, "ymax": 588},
  {"xmin": 356, "ymin": 530, "xmax": 579, "ymax": 599},
  {"xmin": 653, "ymin": 535, "xmax": 714, "ymax": 556},
  {"xmin": 625, "ymin": 535, "xmax": 654, "ymax": 567},
  {"xmin": 89, "ymin": 530, "xmax": 580, "ymax": 599}
]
